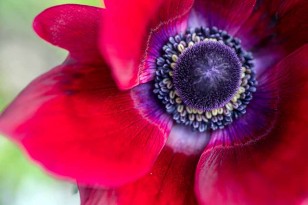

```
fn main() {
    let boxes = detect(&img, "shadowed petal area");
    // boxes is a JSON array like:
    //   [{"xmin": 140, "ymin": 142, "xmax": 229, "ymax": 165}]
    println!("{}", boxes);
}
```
[
  {"xmin": 192, "ymin": 0, "xmax": 256, "ymax": 34},
  {"xmin": 239, "ymin": 0, "xmax": 308, "ymax": 52},
  {"xmin": 195, "ymin": 46, "xmax": 308, "ymax": 205},
  {"xmin": 100, "ymin": 0, "xmax": 194, "ymax": 89},
  {"xmin": 237, "ymin": 0, "xmax": 308, "ymax": 72},
  {"xmin": 33, "ymin": 4, "xmax": 103, "ymax": 64},
  {"xmin": 0, "ymin": 62, "xmax": 172, "ymax": 187},
  {"xmin": 79, "ymin": 147, "xmax": 199, "ymax": 205}
]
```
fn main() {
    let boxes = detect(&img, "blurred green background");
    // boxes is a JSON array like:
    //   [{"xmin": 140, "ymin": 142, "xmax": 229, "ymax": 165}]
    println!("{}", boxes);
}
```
[{"xmin": 0, "ymin": 1, "xmax": 102, "ymax": 204}]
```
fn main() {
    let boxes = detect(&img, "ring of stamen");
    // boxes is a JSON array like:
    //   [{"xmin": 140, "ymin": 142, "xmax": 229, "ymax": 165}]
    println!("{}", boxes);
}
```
[{"xmin": 153, "ymin": 27, "xmax": 257, "ymax": 132}]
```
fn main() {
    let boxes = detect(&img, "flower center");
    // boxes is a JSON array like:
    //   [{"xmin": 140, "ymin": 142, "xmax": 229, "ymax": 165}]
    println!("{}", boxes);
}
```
[
  {"xmin": 154, "ymin": 27, "xmax": 257, "ymax": 132},
  {"xmin": 173, "ymin": 41, "xmax": 241, "ymax": 111}
]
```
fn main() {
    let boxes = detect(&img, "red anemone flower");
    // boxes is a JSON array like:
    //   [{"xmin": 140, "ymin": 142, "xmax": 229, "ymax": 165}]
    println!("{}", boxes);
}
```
[{"xmin": 0, "ymin": 0, "xmax": 308, "ymax": 204}]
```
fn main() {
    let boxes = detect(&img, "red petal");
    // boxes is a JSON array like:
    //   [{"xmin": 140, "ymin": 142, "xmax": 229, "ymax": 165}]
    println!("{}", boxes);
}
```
[
  {"xmin": 100, "ymin": 0, "xmax": 194, "ymax": 89},
  {"xmin": 33, "ymin": 4, "xmax": 103, "ymax": 64},
  {"xmin": 195, "ymin": 46, "xmax": 308, "ymax": 205},
  {"xmin": 192, "ymin": 0, "xmax": 256, "ymax": 35},
  {"xmin": 79, "ymin": 147, "xmax": 199, "ymax": 205},
  {"xmin": 0, "ymin": 63, "xmax": 172, "ymax": 187}
]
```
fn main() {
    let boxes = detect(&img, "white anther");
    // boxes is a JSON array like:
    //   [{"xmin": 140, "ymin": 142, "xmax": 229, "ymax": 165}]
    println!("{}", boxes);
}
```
[
  {"xmin": 172, "ymin": 55, "xmax": 178, "ymax": 62},
  {"xmin": 177, "ymin": 44, "xmax": 185, "ymax": 53},
  {"xmin": 170, "ymin": 63, "xmax": 176, "ymax": 69},
  {"xmin": 206, "ymin": 111, "xmax": 212, "ymax": 119},
  {"xmin": 211, "ymin": 109, "xmax": 218, "ymax": 116}
]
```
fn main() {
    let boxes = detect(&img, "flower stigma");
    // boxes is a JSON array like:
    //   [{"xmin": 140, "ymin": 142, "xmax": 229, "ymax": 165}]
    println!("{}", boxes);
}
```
[{"xmin": 154, "ymin": 27, "xmax": 257, "ymax": 132}]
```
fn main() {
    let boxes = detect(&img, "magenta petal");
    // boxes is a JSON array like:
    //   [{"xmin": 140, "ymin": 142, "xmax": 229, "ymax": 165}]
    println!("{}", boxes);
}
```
[
  {"xmin": 79, "ymin": 147, "xmax": 199, "ymax": 205},
  {"xmin": 192, "ymin": 0, "xmax": 256, "ymax": 35},
  {"xmin": 33, "ymin": 4, "xmax": 103, "ymax": 64},
  {"xmin": 0, "ymin": 62, "xmax": 172, "ymax": 187},
  {"xmin": 100, "ymin": 0, "xmax": 194, "ymax": 89},
  {"xmin": 195, "ymin": 46, "xmax": 308, "ymax": 205}
]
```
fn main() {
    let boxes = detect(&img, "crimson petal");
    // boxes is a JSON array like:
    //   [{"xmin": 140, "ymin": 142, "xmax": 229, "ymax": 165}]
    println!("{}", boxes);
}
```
[
  {"xmin": 33, "ymin": 4, "xmax": 103, "ymax": 64},
  {"xmin": 0, "ymin": 63, "xmax": 172, "ymax": 187},
  {"xmin": 192, "ymin": 0, "xmax": 256, "ymax": 35},
  {"xmin": 195, "ymin": 46, "xmax": 308, "ymax": 205},
  {"xmin": 100, "ymin": 0, "xmax": 194, "ymax": 89},
  {"xmin": 79, "ymin": 146, "xmax": 199, "ymax": 205}
]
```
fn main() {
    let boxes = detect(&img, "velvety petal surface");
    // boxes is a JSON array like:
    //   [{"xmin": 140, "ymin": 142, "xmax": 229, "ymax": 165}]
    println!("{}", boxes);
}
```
[
  {"xmin": 79, "ymin": 146, "xmax": 199, "ymax": 205},
  {"xmin": 195, "ymin": 46, "xmax": 308, "ymax": 205},
  {"xmin": 0, "ymin": 4, "xmax": 173, "ymax": 187},
  {"xmin": 33, "ymin": 4, "xmax": 103, "ymax": 64},
  {"xmin": 100, "ymin": 0, "xmax": 194, "ymax": 89},
  {"xmin": 192, "ymin": 0, "xmax": 256, "ymax": 35}
]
